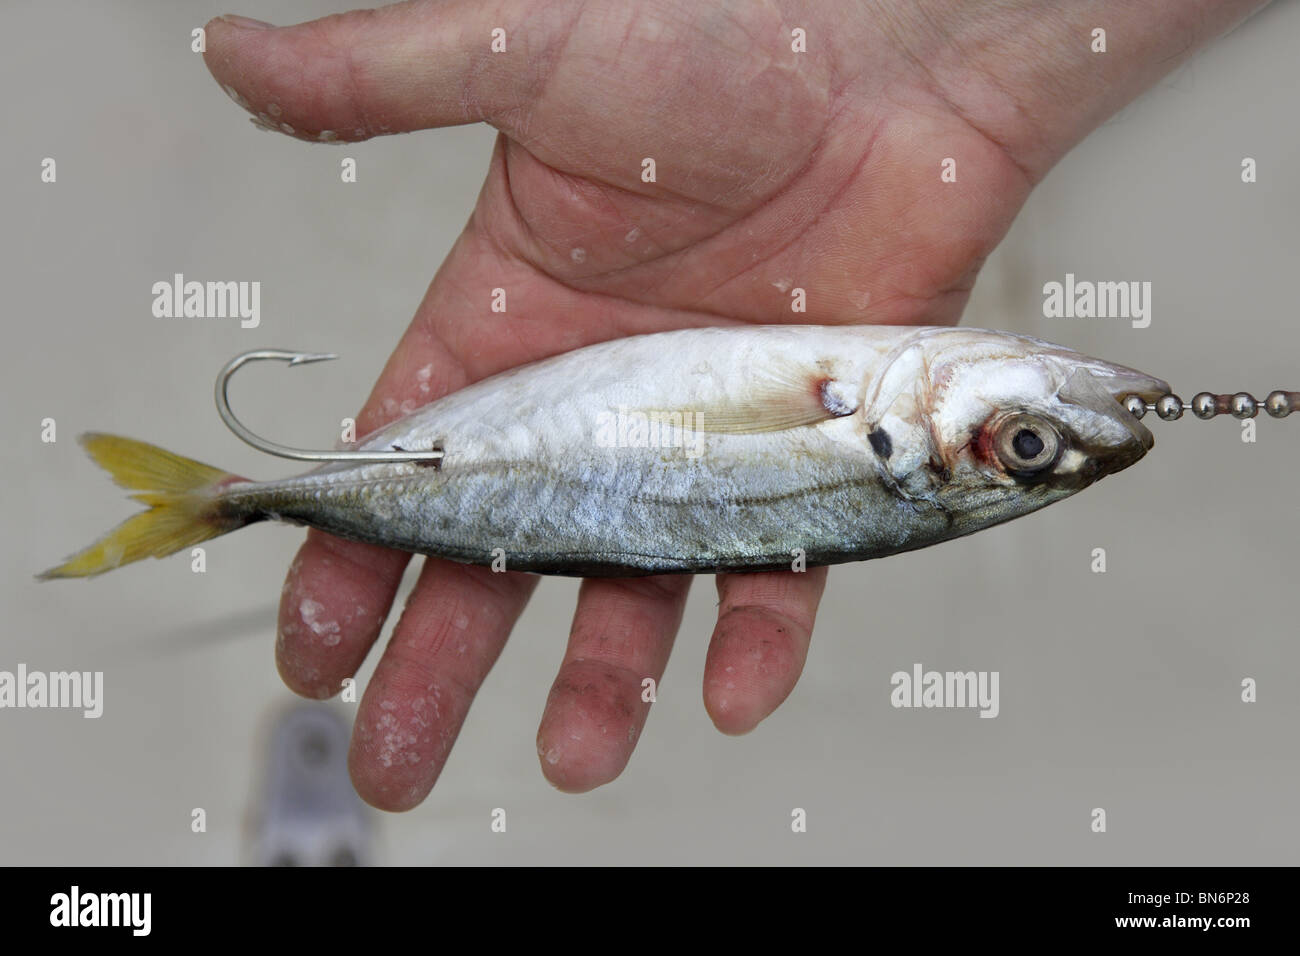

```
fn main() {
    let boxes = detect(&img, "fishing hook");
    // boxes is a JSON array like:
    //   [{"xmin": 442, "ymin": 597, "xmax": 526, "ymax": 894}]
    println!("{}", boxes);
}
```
[{"xmin": 214, "ymin": 349, "xmax": 445, "ymax": 464}]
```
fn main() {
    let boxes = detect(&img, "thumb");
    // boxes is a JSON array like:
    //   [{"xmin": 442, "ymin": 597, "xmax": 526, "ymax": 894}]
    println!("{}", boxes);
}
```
[{"xmin": 202, "ymin": 2, "xmax": 552, "ymax": 142}]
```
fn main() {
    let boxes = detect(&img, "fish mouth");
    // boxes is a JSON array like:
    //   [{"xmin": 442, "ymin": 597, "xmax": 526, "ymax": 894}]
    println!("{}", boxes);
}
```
[
  {"xmin": 1090, "ymin": 362, "xmax": 1171, "ymax": 408},
  {"xmin": 1055, "ymin": 362, "xmax": 1170, "ymax": 473}
]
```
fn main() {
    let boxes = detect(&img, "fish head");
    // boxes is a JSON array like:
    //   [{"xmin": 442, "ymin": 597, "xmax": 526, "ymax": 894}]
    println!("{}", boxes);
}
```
[{"xmin": 868, "ymin": 330, "xmax": 1169, "ymax": 527}]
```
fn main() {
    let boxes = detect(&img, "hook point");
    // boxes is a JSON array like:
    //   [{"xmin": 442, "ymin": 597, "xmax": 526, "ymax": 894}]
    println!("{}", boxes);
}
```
[{"xmin": 287, "ymin": 351, "xmax": 339, "ymax": 367}]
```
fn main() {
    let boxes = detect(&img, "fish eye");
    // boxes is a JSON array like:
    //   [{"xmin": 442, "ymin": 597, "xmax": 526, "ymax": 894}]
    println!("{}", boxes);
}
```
[
  {"xmin": 993, "ymin": 414, "xmax": 1061, "ymax": 475},
  {"xmin": 1012, "ymin": 429, "xmax": 1043, "ymax": 459}
]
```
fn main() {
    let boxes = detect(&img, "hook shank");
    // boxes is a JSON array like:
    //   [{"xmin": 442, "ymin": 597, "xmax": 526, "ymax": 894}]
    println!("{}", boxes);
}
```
[{"xmin": 214, "ymin": 349, "xmax": 444, "ymax": 463}]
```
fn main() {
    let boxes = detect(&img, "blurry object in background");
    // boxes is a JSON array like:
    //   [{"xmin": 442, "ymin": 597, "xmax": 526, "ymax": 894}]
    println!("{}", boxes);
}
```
[{"xmin": 247, "ymin": 703, "xmax": 373, "ymax": 866}]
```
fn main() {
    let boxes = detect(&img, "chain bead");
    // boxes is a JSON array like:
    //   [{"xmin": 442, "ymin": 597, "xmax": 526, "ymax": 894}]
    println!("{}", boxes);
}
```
[
  {"xmin": 1123, "ymin": 395, "xmax": 1147, "ymax": 419},
  {"xmin": 1155, "ymin": 394, "xmax": 1183, "ymax": 420},
  {"xmin": 1265, "ymin": 391, "xmax": 1292, "ymax": 418},
  {"xmin": 1230, "ymin": 392, "xmax": 1258, "ymax": 419},
  {"xmin": 1191, "ymin": 392, "xmax": 1218, "ymax": 419}
]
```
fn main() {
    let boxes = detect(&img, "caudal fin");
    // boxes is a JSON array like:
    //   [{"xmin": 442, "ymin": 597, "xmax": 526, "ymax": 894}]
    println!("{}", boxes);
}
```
[{"xmin": 38, "ymin": 433, "xmax": 251, "ymax": 579}]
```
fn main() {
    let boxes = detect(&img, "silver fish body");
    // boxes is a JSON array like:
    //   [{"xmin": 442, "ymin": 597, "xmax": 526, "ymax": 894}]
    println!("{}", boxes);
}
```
[{"xmin": 212, "ymin": 325, "xmax": 1168, "ymax": 576}]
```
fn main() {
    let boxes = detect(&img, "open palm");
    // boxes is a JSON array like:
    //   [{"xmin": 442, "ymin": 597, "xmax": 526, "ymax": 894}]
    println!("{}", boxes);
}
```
[{"xmin": 205, "ymin": 0, "xmax": 1249, "ymax": 809}]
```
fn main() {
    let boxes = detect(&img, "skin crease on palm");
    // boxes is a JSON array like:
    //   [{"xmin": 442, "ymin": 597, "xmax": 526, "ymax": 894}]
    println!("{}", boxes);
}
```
[{"xmin": 202, "ymin": 0, "xmax": 1264, "ymax": 810}]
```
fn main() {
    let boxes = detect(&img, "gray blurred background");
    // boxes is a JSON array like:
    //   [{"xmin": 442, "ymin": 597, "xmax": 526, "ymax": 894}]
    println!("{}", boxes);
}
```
[{"xmin": 2, "ymin": 1, "xmax": 1296, "ymax": 865}]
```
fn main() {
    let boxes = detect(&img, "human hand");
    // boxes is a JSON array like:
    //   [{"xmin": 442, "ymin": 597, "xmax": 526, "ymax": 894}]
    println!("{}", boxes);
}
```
[{"xmin": 204, "ymin": 0, "xmax": 1262, "ymax": 809}]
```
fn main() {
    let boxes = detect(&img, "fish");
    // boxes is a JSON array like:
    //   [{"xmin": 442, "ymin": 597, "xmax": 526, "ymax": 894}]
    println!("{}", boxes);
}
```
[{"xmin": 38, "ymin": 325, "xmax": 1169, "ymax": 580}]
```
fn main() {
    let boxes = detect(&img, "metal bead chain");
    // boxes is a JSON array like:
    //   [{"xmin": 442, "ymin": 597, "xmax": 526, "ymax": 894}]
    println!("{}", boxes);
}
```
[{"xmin": 1123, "ymin": 390, "xmax": 1297, "ymax": 421}]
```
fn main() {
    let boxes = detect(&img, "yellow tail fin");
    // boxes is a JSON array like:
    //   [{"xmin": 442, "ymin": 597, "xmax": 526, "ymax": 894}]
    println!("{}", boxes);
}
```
[{"xmin": 38, "ymin": 433, "xmax": 249, "ymax": 579}]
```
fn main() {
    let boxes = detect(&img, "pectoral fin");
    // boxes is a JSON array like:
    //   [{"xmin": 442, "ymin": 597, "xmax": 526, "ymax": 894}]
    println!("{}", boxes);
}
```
[{"xmin": 631, "ymin": 368, "xmax": 860, "ymax": 435}]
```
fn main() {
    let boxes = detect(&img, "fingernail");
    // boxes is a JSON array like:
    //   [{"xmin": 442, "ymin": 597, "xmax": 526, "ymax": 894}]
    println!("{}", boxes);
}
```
[{"xmin": 218, "ymin": 14, "xmax": 275, "ymax": 30}]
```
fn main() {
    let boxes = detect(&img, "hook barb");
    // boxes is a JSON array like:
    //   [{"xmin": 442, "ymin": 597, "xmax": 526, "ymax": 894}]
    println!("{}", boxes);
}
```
[{"xmin": 214, "ymin": 349, "xmax": 443, "ymax": 464}]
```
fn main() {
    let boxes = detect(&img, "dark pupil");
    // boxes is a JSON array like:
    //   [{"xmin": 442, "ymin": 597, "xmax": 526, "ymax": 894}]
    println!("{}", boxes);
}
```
[{"xmin": 1012, "ymin": 428, "xmax": 1044, "ymax": 460}]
